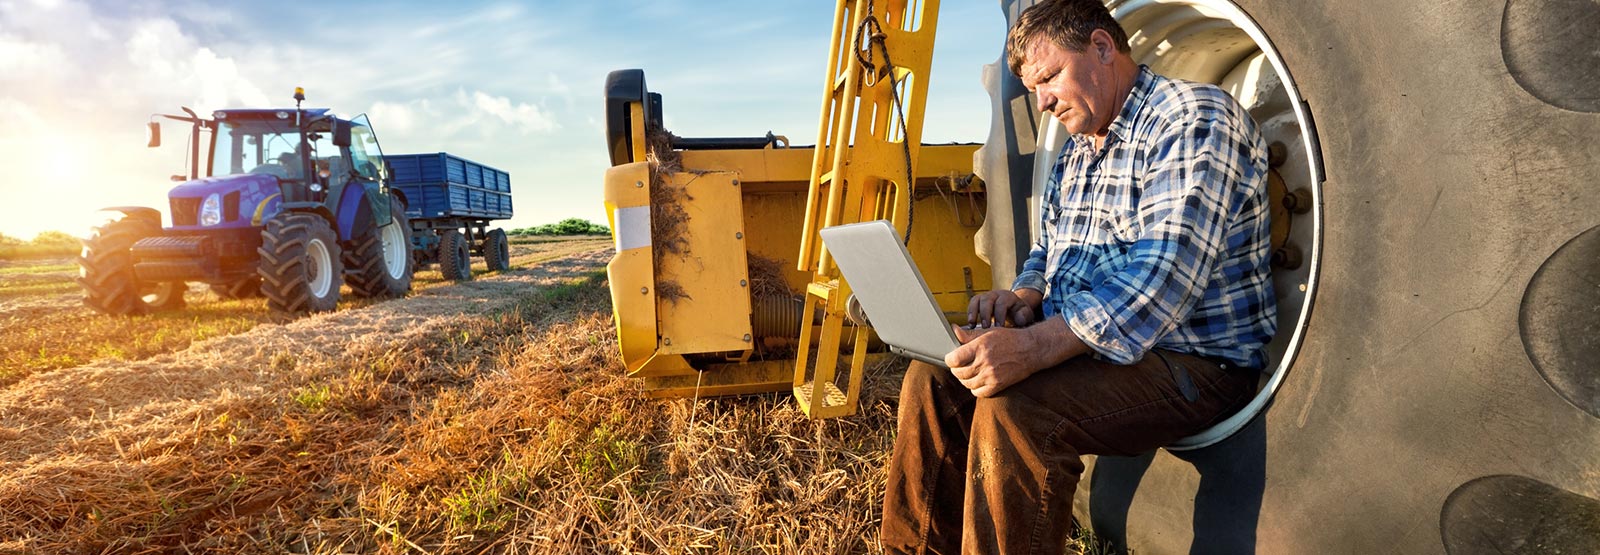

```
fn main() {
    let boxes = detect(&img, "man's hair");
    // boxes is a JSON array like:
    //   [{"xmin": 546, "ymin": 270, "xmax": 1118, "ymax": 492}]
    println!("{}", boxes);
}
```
[{"xmin": 1006, "ymin": 0, "xmax": 1132, "ymax": 77}]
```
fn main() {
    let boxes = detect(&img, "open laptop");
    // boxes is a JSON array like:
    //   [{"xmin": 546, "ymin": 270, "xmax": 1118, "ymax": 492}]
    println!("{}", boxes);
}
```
[{"xmin": 818, "ymin": 220, "xmax": 960, "ymax": 367}]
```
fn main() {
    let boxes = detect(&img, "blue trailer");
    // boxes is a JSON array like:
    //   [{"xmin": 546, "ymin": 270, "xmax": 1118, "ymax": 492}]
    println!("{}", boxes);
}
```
[{"xmin": 387, "ymin": 152, "xmax": 514, "ymax": 280}]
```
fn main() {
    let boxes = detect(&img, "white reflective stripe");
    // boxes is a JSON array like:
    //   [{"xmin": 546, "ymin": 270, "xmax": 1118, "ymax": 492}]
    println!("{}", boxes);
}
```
[{"xmin": 615, "ymin": 206, "xmax": 652, "ymax": 251}]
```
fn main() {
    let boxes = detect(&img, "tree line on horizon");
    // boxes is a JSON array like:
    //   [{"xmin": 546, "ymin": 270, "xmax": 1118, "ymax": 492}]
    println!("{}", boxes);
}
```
[
  {"xmin": 0, "ymin": 219, "xmax": 612, "ymax": 259},
  {"xmin": 508, "ymin": 218, "xmax": 610, "ymax": 236},
  {"xmin": 0, "ymin": 231, "xmax": 80, "ymax": 259}
]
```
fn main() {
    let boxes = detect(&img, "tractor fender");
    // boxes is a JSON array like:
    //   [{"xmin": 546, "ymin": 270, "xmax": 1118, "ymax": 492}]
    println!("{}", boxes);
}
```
[
  {"xmin": 96, "ymin": 206, "xmax": 162, "ymax": 228},
  {"xmin": 388, "ymin": 188, "xmax": 409, "ymax": 212},
  {"xmin": 334, "ymin": 183, "xmax": 374, "ymax": 242}
]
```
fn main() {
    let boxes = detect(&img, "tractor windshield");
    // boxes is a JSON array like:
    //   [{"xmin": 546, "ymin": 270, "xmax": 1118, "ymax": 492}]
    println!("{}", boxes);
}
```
[{"xmin": 210, "ymin": 118, "xmax": 334, "ymax": 181}]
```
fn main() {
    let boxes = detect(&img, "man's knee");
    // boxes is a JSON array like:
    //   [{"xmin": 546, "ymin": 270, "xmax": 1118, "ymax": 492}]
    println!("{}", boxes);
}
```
[
  {"xmin": 972, "ymin": 391, "xmax": 1034, "ymax": 431},
  {"xmin": 900, "ymin": 361, "xmax": 974, "ymax": 421},
  {"xmin": 901, "ymin": 360, "xmax": 942, "ymax": 393}
]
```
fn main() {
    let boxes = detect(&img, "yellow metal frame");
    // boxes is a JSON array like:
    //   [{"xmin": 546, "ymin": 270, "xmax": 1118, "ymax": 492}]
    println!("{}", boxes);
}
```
[{"xmin": 793, "ymin": 0, "xmax": 943, "ymax": 418}]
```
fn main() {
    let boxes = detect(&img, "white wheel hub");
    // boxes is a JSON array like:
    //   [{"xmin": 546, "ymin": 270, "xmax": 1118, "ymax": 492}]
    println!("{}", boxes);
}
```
[
  {"xmin": 381, "ymin": 223, "xmax": 406, "ymax": 279},
  {"xmin": 306, "ymin": 238, "xmax": 334, "ymax": 299}
]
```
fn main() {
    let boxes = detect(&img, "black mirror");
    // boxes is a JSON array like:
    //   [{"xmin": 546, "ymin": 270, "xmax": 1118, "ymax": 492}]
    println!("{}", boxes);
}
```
[
  {"xmin": 147, "ymin": 122, "xmax": 160, "ymax": 148},
  {"xmin": 332, "ymin": 119, "xmax": 352, "ymax": 147}
]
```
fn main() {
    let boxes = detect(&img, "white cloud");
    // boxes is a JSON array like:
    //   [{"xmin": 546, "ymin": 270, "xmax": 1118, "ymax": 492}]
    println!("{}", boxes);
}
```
[
  {"xmin": 0, "ymin": 34, "xmax": 68, "ymax": 77},
  {"xmin": 369, "ymin": 101, "xmax": 419, "ymax": 136},
  {"xmin": 471, "ymin": 91, "xmax": 557, "ymax": 133},
  {"xmin": 123, "ymin": 18, "xmax": 269, "ymax": 113}
]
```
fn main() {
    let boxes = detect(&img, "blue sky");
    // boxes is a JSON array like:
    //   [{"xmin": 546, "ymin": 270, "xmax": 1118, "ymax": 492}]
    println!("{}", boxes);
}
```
[{"xmin": 0, "ymin": 0, "xmax": 1007, "ymax": 238}]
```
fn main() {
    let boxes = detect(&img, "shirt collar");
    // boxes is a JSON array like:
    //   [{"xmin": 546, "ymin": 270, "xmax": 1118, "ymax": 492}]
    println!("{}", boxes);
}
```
[{"xmin": 1072, "ymin": 64, "xmax": 1156, "ymax": 149}]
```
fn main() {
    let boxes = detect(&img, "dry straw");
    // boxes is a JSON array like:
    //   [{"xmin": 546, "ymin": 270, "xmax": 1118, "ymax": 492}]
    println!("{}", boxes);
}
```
[{"xmin": 0, "ymin": 248, "xmax": 912, "ymax": 553}]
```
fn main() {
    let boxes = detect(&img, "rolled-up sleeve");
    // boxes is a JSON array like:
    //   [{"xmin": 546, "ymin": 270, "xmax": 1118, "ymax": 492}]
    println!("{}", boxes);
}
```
[{"xmin": 1061, "ymin": 109, "xmax": 1247, "ymax": 364}]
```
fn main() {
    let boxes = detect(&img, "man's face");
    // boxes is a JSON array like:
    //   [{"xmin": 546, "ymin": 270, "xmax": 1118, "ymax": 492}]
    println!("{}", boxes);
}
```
[{"xmin": 1019, "ymin": 37, "xmax": 1117, "ymax": 137}]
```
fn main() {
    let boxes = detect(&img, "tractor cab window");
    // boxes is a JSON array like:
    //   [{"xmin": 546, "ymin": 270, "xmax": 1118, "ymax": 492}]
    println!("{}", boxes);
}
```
[
  {"xmin": 347, "ymin": 114, "xmax": 387, "ymax": 182},
  {"xmin": 214, "ymin": 118, "xmax": 314, "ymax": 181}
]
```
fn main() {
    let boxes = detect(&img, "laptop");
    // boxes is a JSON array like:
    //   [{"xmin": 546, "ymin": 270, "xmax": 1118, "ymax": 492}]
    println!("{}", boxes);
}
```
[{"xmin": 818, "ymin": 220, "xmax": 960, "ymax": 367}]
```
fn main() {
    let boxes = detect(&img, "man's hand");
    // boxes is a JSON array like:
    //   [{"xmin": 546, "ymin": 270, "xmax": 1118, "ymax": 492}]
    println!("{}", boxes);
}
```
[
  {"xmin": 947, "ymin": 325, "xmax": 1041, "ymax": 397},
  {"xmin": 945, "ymin": 317, "xmax": 1088, "ymax": 398},
  {"xmin": 966, "ymin": 288, "xmax": 1043, "ymax": 329}
]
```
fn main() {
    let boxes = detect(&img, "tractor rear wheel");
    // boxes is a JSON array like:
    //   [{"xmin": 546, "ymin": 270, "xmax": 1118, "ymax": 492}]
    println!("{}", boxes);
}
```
[
  {"xmin": 79, "ymin": 214, "xmax": 185, "ymax": 315},
  {"xmin": 258, "ymin": 212, "xmax": 342, "ymax": 313},
  {"xmin": 210, "ymin": 277, "xmax": 261, "ymax": 299},
  {"xmin": 438, "ymin": 229, "xmax": 472, "ymax": 281},
  {"xmin": 483, "ymin": 228, "xmax": 510, "ymax": 272},
  {"xmin": 344, "ymin": 197, "xmax": 414, "ymax": 298}
]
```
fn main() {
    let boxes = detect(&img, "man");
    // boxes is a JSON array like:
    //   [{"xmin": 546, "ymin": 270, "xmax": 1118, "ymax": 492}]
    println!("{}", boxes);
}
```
[{"xmin": 879, "ymin": 1, "xmax": 1277, "ymax": 553}]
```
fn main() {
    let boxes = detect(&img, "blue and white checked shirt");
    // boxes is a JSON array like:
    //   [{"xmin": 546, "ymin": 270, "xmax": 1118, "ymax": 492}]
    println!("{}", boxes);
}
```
[{"xmin": 1013, "ymin": 65, "xmax": 1277, "ymax": 370}]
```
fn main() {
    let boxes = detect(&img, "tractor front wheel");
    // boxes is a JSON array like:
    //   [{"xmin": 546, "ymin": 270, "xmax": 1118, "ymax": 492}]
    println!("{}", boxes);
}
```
[
  {"xmin": 79, "ymin": 214, "xmax": 185, "ymax": 315},
  {"xmin": 258, "ymin": 213, "xmax": 342, "ymax": 313},
  {"xmin": 345, "ymin": 197, "xmax": 414, "ymax": 298},
  {"xmin": 438, "ymin": 229, "xmax": 472, "ymax": 281}
]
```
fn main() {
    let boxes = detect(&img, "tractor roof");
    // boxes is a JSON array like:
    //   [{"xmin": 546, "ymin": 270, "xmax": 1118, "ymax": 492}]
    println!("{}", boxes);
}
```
[{"xmin": 213, "ymin": 108, "xmax": 333, "ymax": 120}]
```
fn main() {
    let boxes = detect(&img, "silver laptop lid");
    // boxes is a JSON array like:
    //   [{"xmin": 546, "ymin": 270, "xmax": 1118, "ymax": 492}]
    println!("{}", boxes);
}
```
[{"xmin": 818, "ymin": 220, "xmax": 959, "ymax": 366}]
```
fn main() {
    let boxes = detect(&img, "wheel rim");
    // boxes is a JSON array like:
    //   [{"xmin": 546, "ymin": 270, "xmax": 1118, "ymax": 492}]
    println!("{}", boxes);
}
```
[
  {"xmin": 306, "ymin": 237, "xmax": 334, "ymax": 299},
  {"xmin": 1104, "ymin": 0, "xmax": 1325, "ymax": 450},
  {"xmin": 381, "ymin": 223, "xmax": 406, "ymax": 279},
  {"xmin": 140, "ymin": 282, "xmax": 181, "ymax": 305}
]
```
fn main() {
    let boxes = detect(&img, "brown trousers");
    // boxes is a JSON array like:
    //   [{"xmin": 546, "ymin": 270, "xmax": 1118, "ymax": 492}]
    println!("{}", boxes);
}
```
[{"xmin": 880, "ymin": 350, "xmax": 1256, "ymax": 555}]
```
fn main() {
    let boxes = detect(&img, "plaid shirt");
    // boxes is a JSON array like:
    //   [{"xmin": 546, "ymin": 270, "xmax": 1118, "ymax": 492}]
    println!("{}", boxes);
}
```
[{"xmin": 1013, "ymin": 65, "xmax": 1277, "ymax": 369}]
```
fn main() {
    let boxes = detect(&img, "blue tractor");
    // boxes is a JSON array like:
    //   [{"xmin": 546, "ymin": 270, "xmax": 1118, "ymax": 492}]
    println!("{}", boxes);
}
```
[{"xmin": 79, "ymin": 88, "xmax": 413, "ymax": 315}]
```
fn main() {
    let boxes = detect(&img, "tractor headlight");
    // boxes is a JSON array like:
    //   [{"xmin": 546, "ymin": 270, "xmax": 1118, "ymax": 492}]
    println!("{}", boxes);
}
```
[{"xmin": 200, "ymin": 193, "xmax": 222, "ymax": 226}]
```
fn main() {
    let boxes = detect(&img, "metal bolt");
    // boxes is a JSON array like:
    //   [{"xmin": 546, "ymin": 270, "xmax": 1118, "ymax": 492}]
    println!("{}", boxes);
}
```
[
  {"xmin": 732, "ymin": 179, "xmax": 741, "ymax": 186},
  {"xmin": 1282, "ymin": 188, "xmax": 1313, "ymax": 214},
  {"xmin": 635, "ymin": 180, "xmax": 644, "ymax": 188},
  {"xmin": 640, "ymin": 287, "xmax": 649, "ymax": 294},
  {"xmin": 664, "ymin": 337, "xmax": 672, "ymax": 346},
  {"xmin": 1271, "ymin": 245, "xmax": 1304, "ymax": 270},
  {"xmin": 740, "ymin": 279, "xmax": 747, "ymax": 287},
  {"xmin": 1299, "ymin": 283, "xmax": 1308, "ymax": 292},
  {"xmin": 735, "ymin": 232, "xmax": 744, "ymax": 239},
  {"xmin": 1268, "ymin": 142, "xmax": 1288, "ymax": 168},
  {"xmin": 743, "ymin": 334, "xmax": 752, "ymax": 342}
]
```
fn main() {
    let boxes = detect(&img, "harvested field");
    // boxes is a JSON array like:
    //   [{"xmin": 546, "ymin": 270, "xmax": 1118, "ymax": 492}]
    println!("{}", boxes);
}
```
[
  {"xmin": 0, "ymin": 236, "xmax": 610, "ymax": 385},
  {"xmin": 0, "ymin": 238, "xmax": 923, "ymax": 553}
]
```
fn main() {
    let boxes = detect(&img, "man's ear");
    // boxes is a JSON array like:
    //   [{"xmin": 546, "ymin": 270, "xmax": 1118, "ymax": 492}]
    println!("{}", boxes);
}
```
[{"xmin": 1091, "ymin": 28, "xmax": 1115, "ymax": 63}]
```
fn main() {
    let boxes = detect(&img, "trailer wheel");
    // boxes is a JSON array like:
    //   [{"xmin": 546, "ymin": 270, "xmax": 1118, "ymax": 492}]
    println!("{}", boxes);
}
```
[
  {"xmin": 439, "ymin": 229, "xmax": 472, "ymax": 281},
  {"xmin": 79, "ymin": 214, "xmax": 184, "ymax": 315},
  {"xmin": 258, "ymin": 212, "xmax": 342, "ymax": 313},
  {"xmin": 483, "ymin": 229, "xmax": 511, "ymax": 272},
  {"xmin": 210, "ymin": 277, "xmax": 262, "ymax": 299},
  {"xmin": 344, "ymin": 198, "xmax": 414, "ymax": 298}
]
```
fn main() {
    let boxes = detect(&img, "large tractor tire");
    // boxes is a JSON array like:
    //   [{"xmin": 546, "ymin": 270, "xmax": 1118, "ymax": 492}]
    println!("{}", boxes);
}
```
[
  {"xmin": 438, "ymin": 229, "xmax": 472, "ymax": 282},
  {"xmin": 79, "ymin": 214, "xmax": 185, "ymax": 315},
  {"xmin": 258, "ymin": 213, "xmax": 342, "ymax": 314},
  {"xmin": 972, "ymin": 0, "xmax": 1600, "ymax": 553},
  {"xmin": 210, "ymin": 277, "xmax": 261, "ymax": 299},
  {"xmin": 344, "ymin": 197, "xmax": 414, "ymax": 298},
  {"xmin": 482, "ymin": 228, "xmax": 511, "ymax": 272}
]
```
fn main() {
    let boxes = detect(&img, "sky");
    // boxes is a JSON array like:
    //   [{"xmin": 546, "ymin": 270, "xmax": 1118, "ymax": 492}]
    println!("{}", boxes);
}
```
[{"xmin": 0, "ymin": 0, "xmax": 1007, "ymax": 240}]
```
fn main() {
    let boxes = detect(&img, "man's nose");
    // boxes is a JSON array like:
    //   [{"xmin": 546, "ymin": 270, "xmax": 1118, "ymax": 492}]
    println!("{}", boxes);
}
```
[{"xmin": 1034, "ymin": 90, "xmax": 1055, "ymax": 113}]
